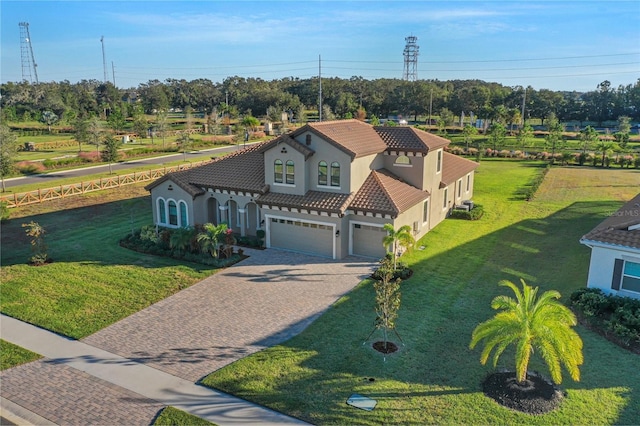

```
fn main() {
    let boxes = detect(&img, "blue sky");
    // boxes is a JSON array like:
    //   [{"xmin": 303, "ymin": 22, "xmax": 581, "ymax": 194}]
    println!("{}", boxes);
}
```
[{"xmin": 2, "ymin": 0, "xmax": 639, "ymax": 92}]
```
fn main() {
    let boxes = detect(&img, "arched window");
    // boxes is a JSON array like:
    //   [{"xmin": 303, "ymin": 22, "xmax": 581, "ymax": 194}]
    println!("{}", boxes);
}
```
[
  {"xmin": 168, "ymin": 200, "xmax": 178, "ymax": 226},
  {"xmin": 286, "ymin": 160, "xmax": 295, "ymax": 184},
  {"xmin": 318, "ymin": 161, "xmax": 328, "ymax": 186},
  {"xmin": 179, "ymin": 201, "xmax": 188, "ymax": 227},
  {"xmin": 158, "ymin": 198, "xmax": 167, "ymax": 224},
  {"xmin": 395, "ymin": 155, "xmax": 411, "ymax": 165},
  {"xmin": 330, "ymin": 162, "xmax": 340, "ymax": 187},
  {"xmin": 274, "ymin": 159, "xmax": 283, "ymax": 183}
]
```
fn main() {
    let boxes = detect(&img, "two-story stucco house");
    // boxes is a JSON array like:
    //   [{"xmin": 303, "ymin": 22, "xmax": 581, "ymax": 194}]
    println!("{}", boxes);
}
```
[
  {"xmin": 579, "ymin": 193, "xmax": 640, "ymax": 299},
  {"xmin": 146, "ymin": 119, "xmax": 478, "ymax": 259}
]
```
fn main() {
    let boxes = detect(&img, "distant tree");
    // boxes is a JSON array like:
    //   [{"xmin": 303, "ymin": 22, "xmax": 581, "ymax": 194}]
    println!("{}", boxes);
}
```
[
  {"xmin": 241, "ymin": 115, "xmax": 260, "ymax": 132},
  {"xmin": 101, "ymin": 135, "xmax": 121, "ymax": 174},
  {"xmin": 369, "ymin": 115, "xmax": 381, "ymax": 126},
  {"xmin": 488, "ymin": 122, "xmax": 507, "ymax": 151},
  {"xmin": 470, "ymin": 279, "xmax": 583, "ymax": 385},
  {"xmin": 595, "ymin": 142, "xmax": 615, "ymax": 168},
  {"xmin": 132, "ymin": 109, "xmax": 148, "ymax": 139},
  {"xmin": 107, "ymin": 106, "xmax": 125, "ymax": 134},
  {"xmin": 155, "ymin": 110, "xmax": 169, "ymax": 148},
  {"xmin": 516, "ymin": 123, "xmax": 533, "ymax": 149},
  {"xmin": 40, "ymin": 110, "xmax": 59, "ymax": 133},
  {"xmin": 382, "ymin": 223, "xmax": 415, "ymax": 270},
  {"xmin": 372, "ymin": 256, "xmax": 402, "ymax": 353},
  {"xmin": 579, "ymin": 125, "xmax": 599, "ymax": 164},
  {"xmin": 73, "ymin": 117, "xmax": 89, "ymax": 152},
  {"xmin": 88, "ymin": 117, "xmax": 104, "ymax": 155},
  {"xmin": 462, "ymin": 124, "xmax": 478, "ymax": 151},
  {"xmin": 295, "ymin": 104, "xmax": 307, "ymax": 124},
  {"xmin": 545, "ymin": 113, "xmax": 564, "ymax": 159},
  {"xmin": 321, "ymin": 104, "xmax": 336, "ymax": 121},
  {"xmin": 614, "ymin": 115, "xmax": 631, "ymax": 149},
  {"xmin": 0, "ymin": 124, "xmax": 19, "ymax": 192},
  {"xmin": 355, "ymin": 106, "xmax": 367, "ymax": 121}
]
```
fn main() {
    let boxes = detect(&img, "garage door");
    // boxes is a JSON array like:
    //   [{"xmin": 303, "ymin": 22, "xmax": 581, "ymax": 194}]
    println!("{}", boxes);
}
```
[
  {"xmin": 268, "ymin": 217, "xmax": 334, "ymax": 258},
  {"xmin": 352, "ymin": 223, "xmax": 387, "ymax": 259}
]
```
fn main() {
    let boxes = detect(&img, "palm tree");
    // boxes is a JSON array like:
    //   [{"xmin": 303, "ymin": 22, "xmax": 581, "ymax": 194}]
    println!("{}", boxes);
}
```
[
  {"xmin": 470, "ymin": 279, "xmax": 583, "ymax": 385},
  {"xmin": 197, "ymin": 223, "xmax": 227, "ymax": 258},
  {"xmin": 595, "ymin": 142, "xmax": 614, "ymax": 167},
  {"xmin": 169, "ymin": 227, "xmax": 193, "ymax": 256},
  {"xmin": 382, "ymin": 223, "xmax": 415, "ymax": 270}
]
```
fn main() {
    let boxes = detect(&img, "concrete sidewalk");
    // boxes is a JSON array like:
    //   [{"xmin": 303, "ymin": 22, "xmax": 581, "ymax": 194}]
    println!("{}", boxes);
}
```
[{"xmin": 0, "ymin": 314, "xmax": 308, "ymax": 425}]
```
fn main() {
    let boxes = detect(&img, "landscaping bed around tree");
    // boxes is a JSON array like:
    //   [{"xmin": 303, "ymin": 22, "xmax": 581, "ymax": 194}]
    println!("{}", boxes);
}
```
[{"xmin": 200, "ymin": 162, "xmax": 640, "ymax": 425}]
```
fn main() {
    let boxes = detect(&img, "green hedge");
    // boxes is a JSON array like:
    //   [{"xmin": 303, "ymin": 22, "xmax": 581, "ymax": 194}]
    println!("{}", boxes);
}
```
[
  {"xmin": 449, "ymin": 204, "xmax": 484, "ymax": 220},
  {"xmin": 569, "ymin": 288, "xmax": 640, "ymax": 352}
]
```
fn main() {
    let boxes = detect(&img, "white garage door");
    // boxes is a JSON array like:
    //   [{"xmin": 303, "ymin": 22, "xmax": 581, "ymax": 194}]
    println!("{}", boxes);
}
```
[
  {"xmin": 352, "ymin": 223, "xmax": 387, "ymax": 259},
  {"xmin": 268, "ymin": 217, "xmax": 334, "ymax": 258}
]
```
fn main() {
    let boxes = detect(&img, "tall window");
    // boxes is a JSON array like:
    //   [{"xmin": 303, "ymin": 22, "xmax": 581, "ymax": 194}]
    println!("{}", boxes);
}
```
[
  {"xmin": 622, "ymin": 261, "xmax": 640, "ymax": 293},
  {"xmin": 158, "ymin": 198, "xmax": 166, "ymax": 224},
  {"xmin": 179, "ymin": 201, "xmax": 188, "ymax": 227},
  {"xmin": 330, "ymin": 162, "xmax": 340, "ymax": 186},
  {"xmin": 423, "ymin": 200, "xmax": 429, "ymax": 223},
  {"xmin": 443, "ymin": 188, "xmax": 448, "ymax": 209},
  {"xmin": 286, "ymin": 160, "xmax": 295, "ymax": 184},
  {"xmin": 436, "ymin": 150, "xmax": 443, "ymax": 173},
  {"xmin": 274, "ymin": 159, "xmax": 283, "ymax": 183},
  {"xmin": 168, "ymin": 200, "xmax": 178, "ymax": 225},
  {"xmin": 318, "ymin": 161, "xmax": 328, "ymax": 185},
  {"xmin": 457, "ymin": 179, "xmax": 462, "ymax": 198},
  {"xmin": 466, "ymin": 174, "xmax": 471, "ymax": 192}
]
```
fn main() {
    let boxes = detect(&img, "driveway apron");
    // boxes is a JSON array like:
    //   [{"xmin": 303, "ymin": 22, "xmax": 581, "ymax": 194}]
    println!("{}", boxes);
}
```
[{"xmin": 82, "ymin": 248, "xmax": 376, "ymax": 382}]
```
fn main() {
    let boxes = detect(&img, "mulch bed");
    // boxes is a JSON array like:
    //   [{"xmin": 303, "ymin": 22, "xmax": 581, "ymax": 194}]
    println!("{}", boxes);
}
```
[{"xmin": 482, "ymin": 371, "xmax": 564, "ymax": 414}]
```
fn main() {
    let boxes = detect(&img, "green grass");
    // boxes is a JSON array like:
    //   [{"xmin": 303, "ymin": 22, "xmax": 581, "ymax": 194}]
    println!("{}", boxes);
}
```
[
  {"xmin": 0, "ymin": 184, "xmax": 219, "ymax": 339},
  {"xmin": 152, "ymin": 407, "xmax": 215, "ymax": 425},
  {"xmin": 0, "ymin": 339, "xmax": 41, "ymax": 370},
  {"xmin": 200, "ymin": 161, "xmax": 640, "ymax": 425}
]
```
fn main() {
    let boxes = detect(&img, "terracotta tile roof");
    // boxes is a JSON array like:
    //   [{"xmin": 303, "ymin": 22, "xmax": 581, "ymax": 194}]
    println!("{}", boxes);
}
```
[
  {"xmin": 441, "ymin": 152, "xmax": 479, "ymax": 186},
  {"xmin": 257, "ymin": 134, "xmax": 315, "ymax": 159},
  {"xmin": 144, "ymin": 170, "xmax": 204, "ymax": 197},
  {"xmin": 257, "ymin": 190, "xmax": 354, "ymax": 215},
  {"xmin": 349, "ymin": 169, "xmax": 429, "ymax": 218},
  {"xmin": 581, "ymin": 193, "xmax": 640, "ymax": 250},
  {"xmin": 375, "ymin": 126, "xmax": 450, "ymax": 152},
  {"xmin": 301, "ymin": 119, "xmax": 387, "ymax": 159}
]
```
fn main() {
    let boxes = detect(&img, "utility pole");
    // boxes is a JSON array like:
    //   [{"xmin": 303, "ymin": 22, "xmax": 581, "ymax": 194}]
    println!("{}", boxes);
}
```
[
  {"xmin": 112, "ymin": 61, "xmax": 116, "ymax": 86},
  {"xmin": 101, "ymin": 36, "xmax": 108, "ymax": 83},
  {"xmin": 318, "ymin": 55, "xmax": 323, "ymax": 122}
]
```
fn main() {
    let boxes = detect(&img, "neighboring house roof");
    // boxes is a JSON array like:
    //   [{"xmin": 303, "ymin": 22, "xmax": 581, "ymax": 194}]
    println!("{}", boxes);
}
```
[
  {"xmin": 257, "ymin": 190, "xmax": 354, "ymax": 216},
  {"xmin": 349, "ymin": 169, "xmax": 429, "ymax": 218},
  {"xmin": 375, "ymin": 126, "xmax": 450, "ymax": 153},
  {"xmin": 299, "ymin": 119, "xmax": 388, "ymax": 159},
  {"xmin": 580, "ymin": 193, "xmax": 640, "ymax": 251},
  {"xmin": 440, "ymin": 152, "xmax": 479, "ymax": 186},
  {"xmin": 257, "ymin": 134, "xmax": 315, "ymax": 159}
]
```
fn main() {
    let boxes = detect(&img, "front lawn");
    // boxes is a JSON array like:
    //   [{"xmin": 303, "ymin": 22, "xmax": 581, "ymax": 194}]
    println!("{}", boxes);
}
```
[
  {"xmin": 0, "ymin": 184, "xmax": 219, "ymax": 339},
  {"xmin": 152, "ymin": 406, "xmax": 215, "ymax": 426},
  {"xmin": 201, "ymin": 161, "xmax": 640, "ymax": 425},
  {"xmin": 0, "ymin": 339, "xmax": 41, "ymax": 370}
]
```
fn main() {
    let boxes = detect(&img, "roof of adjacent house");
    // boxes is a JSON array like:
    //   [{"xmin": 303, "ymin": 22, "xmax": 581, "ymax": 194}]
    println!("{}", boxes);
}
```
[
  {"xmin": 375, "ymin": 126, "xmax": 450, "ymax": 153},
  {"xmin": 349, "ymin": 169, "xmax": 430, "ymax": 218},
  {"xmin": 580, "ymin": 193, "xmax": 640, "ymax": 250},
  {"xmin": 299, "ymin": 119, "xmax": 388, "ymax": 159},
  {"xmin": 441, "ymin": 152, "xmax": 479, "ymax": 186}
]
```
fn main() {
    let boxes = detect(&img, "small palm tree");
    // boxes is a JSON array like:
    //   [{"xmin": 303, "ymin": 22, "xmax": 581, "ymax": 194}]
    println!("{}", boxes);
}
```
[
  {"xmin": 169, "ymin": 227, "xmax": 193, "ymax": 256},
  {"xmin": 470, "ymin": 279, "xmax": 583, "ymax": 385},
  {"xmin": 382, "ymin": 223, "xmax": 415, "ymax": 270},
  {"xmin": 197, "ymin": 223, "xmax": 227, "ymax": 258}
]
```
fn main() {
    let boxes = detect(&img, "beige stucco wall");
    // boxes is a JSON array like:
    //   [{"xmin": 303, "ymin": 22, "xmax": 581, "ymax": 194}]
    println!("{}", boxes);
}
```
[
  {"xmin": 295, "ymin": 131, "xmax": 353, "ymax": 194},
  {"xmin": 382, "ymin": 152, "xmax": 427, "ymax": 190},
  {"xmin": 262, "ymin": 144, "xmax": 307, "ymax": 195},
  {"xmin": 150, "ymin": 180, "xmax": 196, "ymax": 228}
]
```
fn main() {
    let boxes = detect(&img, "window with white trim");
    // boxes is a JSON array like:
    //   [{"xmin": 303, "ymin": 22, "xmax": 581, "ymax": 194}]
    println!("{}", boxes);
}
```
[
  {"xmin": 622, "ymin": 261, "xmax": 640, "ymax": 293},
  {"xmin": 179, "ymin": 201, "xmax": 188, "ymax": 227},
  {"xmin": 274, "ymin": 159, "xmax": 283, "ymax": 183},
  {"xmin": 318, "ymin": 161, "xmax": 328, "ymax": 185},
  {"xmin": 330, "ymin": 162, "xmax": 340, "ymax": 187},
  {"xmin": 168, "ymin": 200, "xmax": 178, "ymax": 226},
  {"xmin": 286, "ymin": 160, "xmax": 295, "ymax": 184},
  {"xmin": 158, "ymin": 198, "xmax": 167, "ymax": 224},
  {"xmin": 443, "ymin": 188, "xmax": 448, "ymax": 209},
  {"xmin": 436, "ymin": 150, "xmax": 443, "ymax": 173},
  {"xmin": 457, "ymin": 179, "xmax": 462, "ymax": 198},
  {"xmin": 423, "ymin": 200, "xmax": 429, "ymax": 223},
  {"xmin": 395, "ymin": 155, "xmax": 411, "ymax": 166},
  {"xmin": 466, "ymin": 174, "xmax": 471, "ymax": 192}
]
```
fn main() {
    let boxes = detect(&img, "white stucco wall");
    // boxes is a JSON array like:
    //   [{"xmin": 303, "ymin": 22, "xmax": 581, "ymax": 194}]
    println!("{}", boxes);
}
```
[{"xmin": 584, "ymin": 244, "xmax": 640, "ymax": 299}]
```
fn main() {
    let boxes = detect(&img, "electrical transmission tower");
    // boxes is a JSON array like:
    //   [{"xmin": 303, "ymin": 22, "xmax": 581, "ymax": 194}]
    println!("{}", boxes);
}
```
[
  {"xmin": 402, "ymin": 35, "xmax": 419, "ymax": 81},
  {"xmin": 19, "ymin": 22, "xmax": 39, "ymax": 84}
]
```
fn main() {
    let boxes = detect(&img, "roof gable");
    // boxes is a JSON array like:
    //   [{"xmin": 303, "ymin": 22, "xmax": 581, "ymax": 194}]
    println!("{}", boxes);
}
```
[
  {"xmin": 296, "ymin": 119, "xmax": 387, "ymax": 159},
  {"xmin": 581, "ymin": 193, "xmax": 640, "ymax": 250},
  {"xmin": 375, "ymin": 126, "xmax": 450, "ymax": 153},
  {"xmin": 441, "ymin": 152, "xmax": 479, "ymax": 186},
  {"xmin": 350, "ymin": 169, "xmax": 429, "ymax": 218},
  {"xmin": 257, "ymin": 134, "xmax": 315, "ymax": 159}
]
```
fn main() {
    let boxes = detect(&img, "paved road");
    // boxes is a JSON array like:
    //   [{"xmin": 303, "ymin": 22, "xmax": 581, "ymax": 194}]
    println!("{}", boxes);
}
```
[
  {"xmin": 3, "ymin": 144, "xmax": 250, "ymax": 189},
  {"xmin": 1, "ymin": 247, "xmax": 376, "ymax": 425}
]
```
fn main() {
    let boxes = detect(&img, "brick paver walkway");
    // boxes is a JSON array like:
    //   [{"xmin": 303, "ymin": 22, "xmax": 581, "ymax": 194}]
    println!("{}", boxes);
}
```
[
  {"xmin": 83, "ymin": 248, "xmax": 376, "ymax": 381},
  {"xmin": 1, "ymin": 360, "xmax": 163, "ymax": 426}
]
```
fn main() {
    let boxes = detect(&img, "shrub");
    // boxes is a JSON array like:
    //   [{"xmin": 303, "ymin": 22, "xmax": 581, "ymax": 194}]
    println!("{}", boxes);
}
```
[
  {"xmin": 15, "ymin": 161, "xmax": 46, "ymax": 174},
  {"xmin": 450, "ymin": 204, "xmax": 484, "ymax": 220},
  {"xmin": 0, "ymin": 201, "xmax": 9, "ymax": 222}
]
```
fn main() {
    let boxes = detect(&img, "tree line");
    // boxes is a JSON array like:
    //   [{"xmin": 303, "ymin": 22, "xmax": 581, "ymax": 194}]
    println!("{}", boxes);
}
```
[{"xmin": 1, "ymin": 77, "xmax": 639, "ymax": 126}]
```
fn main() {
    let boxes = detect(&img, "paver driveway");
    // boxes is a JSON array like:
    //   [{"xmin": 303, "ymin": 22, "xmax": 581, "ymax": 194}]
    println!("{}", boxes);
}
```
[{"xmin": 83, "ymin": 248, "xmax": 376, "ymax": 382}]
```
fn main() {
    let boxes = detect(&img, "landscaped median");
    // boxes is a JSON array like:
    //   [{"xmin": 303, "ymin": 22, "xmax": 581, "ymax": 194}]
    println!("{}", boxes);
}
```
[{"xmin": 199, "ymin": 160, "xmax": 640, "ymax": 425}]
